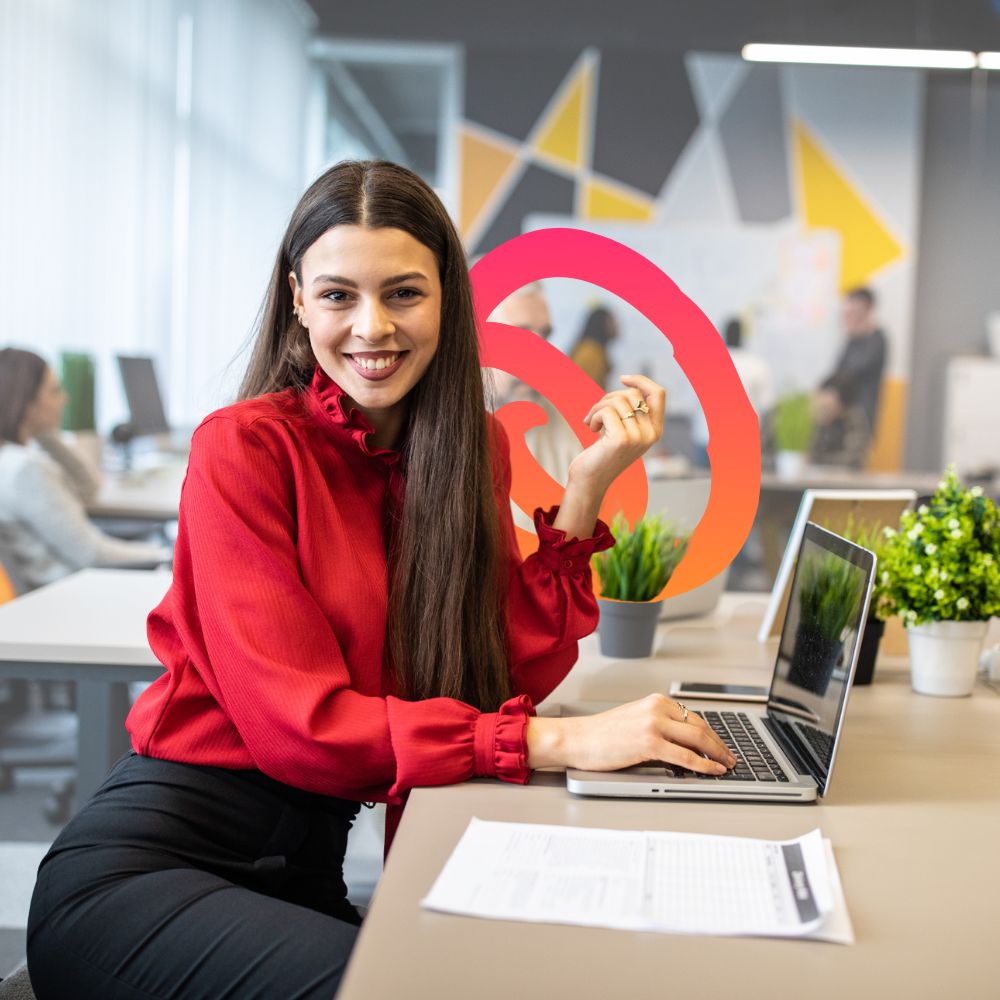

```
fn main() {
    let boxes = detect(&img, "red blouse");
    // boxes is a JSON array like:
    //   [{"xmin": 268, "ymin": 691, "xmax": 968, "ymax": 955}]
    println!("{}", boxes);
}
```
[{"xmin": 127, "ymin": 367, "xmax": 613, "ymax": 831}]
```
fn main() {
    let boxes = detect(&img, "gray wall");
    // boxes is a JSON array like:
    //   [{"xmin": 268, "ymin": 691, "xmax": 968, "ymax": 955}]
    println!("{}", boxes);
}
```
[{"xmin": 907, "ymin": 73, "xmax": 1000, "ymax": 470}]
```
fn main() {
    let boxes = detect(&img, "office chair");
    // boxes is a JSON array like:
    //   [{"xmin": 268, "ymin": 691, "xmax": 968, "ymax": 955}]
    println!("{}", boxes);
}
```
[{"xmin": 0, "ymin": 540, "xmax": 76, "ymax": 821}]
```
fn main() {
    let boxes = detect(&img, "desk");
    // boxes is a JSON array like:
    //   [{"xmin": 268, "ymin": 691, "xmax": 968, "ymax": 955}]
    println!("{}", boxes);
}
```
[
  {"xmin": 339, "ymin": 595, "xmax": 1000, "ymax": 1000},
  {"xmin": 87, "ymin": 464, "xmax": 185, "ymax": 522},
  {"xmin": 0, "ymin": 569, "xmax": 169, "ymax": 806},
  {"xmin": 759, "ymin": 467, "xmax": 944, "ymax": 495}
]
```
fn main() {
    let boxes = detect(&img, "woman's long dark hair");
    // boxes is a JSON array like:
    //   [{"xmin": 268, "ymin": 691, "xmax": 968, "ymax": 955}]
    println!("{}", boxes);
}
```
[
  {"xmin": 239, "ymin": 160, "xmax": 511, "ymax": 711},
  {"xmin": 0, "ymin": 348, "xmax": 48, "ymax": 445}
]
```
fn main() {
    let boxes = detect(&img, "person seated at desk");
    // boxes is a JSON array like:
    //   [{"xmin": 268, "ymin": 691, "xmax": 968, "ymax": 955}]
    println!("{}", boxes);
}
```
[
  {"xmin": 0, "ymin": 347, "xmax": 169, "ymax": 591},
  {"xmin": 811, "ymin": 287, "xmax": 887, "ymax": 468},
  {"xmin": 26, "ymin": 160, "xmax": 734, "ymax": 999}
]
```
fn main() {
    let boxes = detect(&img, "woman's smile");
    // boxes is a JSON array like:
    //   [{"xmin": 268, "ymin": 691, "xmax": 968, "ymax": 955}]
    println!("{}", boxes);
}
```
[{"xmin": 343, "ymin": 349, "xmax": 409, "ymax": 380}]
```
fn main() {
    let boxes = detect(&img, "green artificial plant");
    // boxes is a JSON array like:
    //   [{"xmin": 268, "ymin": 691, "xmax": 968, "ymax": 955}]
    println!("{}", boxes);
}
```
[
  {"xmin": 592, "ymin": 512, "xmax": 689, "ymax": 602},
  {"xmin": 878, "ymin": 468, "xmax": 1000, "ymax": 626},
  {"xmin": 772, "ymin": 393, "xmax": 813, "ymax": 453},
  {"xmin": 828, "ymin": 515, "xmax": 891, "ymax": 622}
]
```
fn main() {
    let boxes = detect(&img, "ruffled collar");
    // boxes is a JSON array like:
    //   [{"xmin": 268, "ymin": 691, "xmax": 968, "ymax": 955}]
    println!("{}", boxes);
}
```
[{"xmin": 306, "ymin": 366, "xmax": 403, "ymax": 466}]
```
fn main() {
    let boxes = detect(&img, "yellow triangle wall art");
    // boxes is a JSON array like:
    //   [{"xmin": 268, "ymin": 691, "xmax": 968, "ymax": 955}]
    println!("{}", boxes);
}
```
[
  {"xmin": 794, "ymin": 121, "xmax": 903, "ymax": 290},
  {"xmin": 583, "ymin": 177, "xmax": 655, "ymax": 221},
  {"xmin": 459, "ymin": 126, "xmax": 519, "ymax": 239},
  {"xmin": 534, "ymin": 61, "xmax": 592, "ymax": 170}
]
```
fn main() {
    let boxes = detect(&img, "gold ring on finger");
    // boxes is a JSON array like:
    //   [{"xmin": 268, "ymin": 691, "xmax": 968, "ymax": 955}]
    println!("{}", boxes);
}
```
[
  {"xmin": 634, "ymin": 398, "xmax": 650, "ymax": 415},
  {"xmin": 621, "ymin": 411, "xmax": 636, "ymax": 420},
  {"xmin": 677, "ymin": 702, "xmax": 689, "ymax": 723}
]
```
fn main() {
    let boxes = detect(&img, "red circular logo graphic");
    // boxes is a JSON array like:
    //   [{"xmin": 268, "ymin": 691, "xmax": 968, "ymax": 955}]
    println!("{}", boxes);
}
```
[{"xmin": 471, "ymin": 228, "xmax": 760, "ymax": 600}]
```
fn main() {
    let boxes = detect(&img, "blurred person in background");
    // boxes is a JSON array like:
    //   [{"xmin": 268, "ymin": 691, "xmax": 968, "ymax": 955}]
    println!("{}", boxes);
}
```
[
  {"xmin": 0, "ymin": 347, "xmax": 169, "ymax": 592},
  {"xmin": 569, "ymin": 303, "xmax": 619, "ymax": 390},
  {"xmin": 811, "ymin": 287, "xmax": 887, "ymax": 468},
  {"xmin": 489, "ymin": 282, "xmax": 580, "ymax": 488}
]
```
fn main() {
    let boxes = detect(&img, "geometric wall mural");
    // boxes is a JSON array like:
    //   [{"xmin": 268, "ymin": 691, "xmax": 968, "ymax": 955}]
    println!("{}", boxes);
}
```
[
  {"xmin": 718, "ymin": 65, "xmax": 792, "ymax": 223},
  {"xmin": 461, "ymin": 49, "xmax": 659, "ymax": 254},
  {"xmin": 793, "ymin": 121, "xmax": 904, "ymax": 291},
  {"xmin": 457, "ymin": 50, "xmax": 923, "ymax": 470}
]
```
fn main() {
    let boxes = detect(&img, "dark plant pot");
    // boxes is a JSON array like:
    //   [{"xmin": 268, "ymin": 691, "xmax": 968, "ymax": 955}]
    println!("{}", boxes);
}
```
[
  {"xmin": 852, "ymin": 615, "xmax": 884, "ymax": 686},
  {"xmin": 790, "ymin": 624, "xmax": 843, "ymax": 696},
  {"xmin": 597, "ymin": 598, "xmax": 661, "ymax": 658}
]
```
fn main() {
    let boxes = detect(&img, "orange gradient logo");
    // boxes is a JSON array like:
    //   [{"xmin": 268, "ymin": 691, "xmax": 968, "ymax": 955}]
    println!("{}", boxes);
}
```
[{"xmin": 472, "ymin": 228, "xmax": 760, "ymax": 600}]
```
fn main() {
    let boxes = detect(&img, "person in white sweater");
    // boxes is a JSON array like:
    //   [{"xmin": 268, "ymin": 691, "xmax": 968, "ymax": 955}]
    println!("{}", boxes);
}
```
[{"xmin": 0, "ymin": 347, "xmax": 168, "ymax": 592}]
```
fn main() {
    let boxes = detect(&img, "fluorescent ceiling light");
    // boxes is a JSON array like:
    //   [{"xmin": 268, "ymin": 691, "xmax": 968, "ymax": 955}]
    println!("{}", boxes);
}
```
[
  {"xmin": 742, "ymin": 43, "xmax": 977, "ymax": 70},
  {"xmin": 978, "ymin": 52, "xmax": 1000, "ymax": 70}
]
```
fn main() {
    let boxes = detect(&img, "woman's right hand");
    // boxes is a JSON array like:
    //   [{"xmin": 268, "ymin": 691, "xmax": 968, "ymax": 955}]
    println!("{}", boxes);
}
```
[{"xmin": 526, "ymin": 694, "xmax": 736, "ymax": 775}]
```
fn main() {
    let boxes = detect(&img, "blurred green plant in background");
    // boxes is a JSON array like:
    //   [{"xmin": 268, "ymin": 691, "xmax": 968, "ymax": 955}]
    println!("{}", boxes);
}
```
[{"xmin": 773, "ymin": 392, "xmax": 813, "ymax": 453}]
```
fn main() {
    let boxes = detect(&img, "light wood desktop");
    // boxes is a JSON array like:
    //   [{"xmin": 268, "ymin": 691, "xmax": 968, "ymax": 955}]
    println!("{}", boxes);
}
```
[
  {"xmin": 87, "ymin": 463, "xmax": 185, "ymax": 522},
  {"xmin": 339, "ymin": 595, "xmax": 1000, "ymax": 1000},
  {"xmin": 0, "ymin": 569, "xmax": 170, "ymax": 806}
]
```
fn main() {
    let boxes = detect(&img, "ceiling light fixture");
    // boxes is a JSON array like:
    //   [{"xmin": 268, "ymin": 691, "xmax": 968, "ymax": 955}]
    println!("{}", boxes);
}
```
[
  {"xmin": 978, "ymin": 52, "xmax": 1000, "ymax": 69},
  {"xmin": 741, "ymin": 43, "xmax": 978, "ymax": 70}
]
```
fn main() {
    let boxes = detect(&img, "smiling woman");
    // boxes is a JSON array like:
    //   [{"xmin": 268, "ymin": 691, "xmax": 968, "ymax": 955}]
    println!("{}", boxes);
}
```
[
  {"xmin": 26, "ymin": 160, "xmax": 730, "ymax": 999},
  {"xmin": 290, "ymin": 225, "xmax": 443, "ymax": 451}
]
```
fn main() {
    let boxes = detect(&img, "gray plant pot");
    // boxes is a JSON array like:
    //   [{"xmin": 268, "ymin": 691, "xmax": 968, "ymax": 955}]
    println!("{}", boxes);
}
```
[{"xmin": 597, "ymin": 598, "xmax": 662, "ymax": 658}]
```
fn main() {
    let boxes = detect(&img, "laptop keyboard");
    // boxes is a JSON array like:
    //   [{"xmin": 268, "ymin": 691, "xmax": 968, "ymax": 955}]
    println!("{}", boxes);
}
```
[{"xmin": 702, "ymin": 711, "xmax": 791, "ymax": 782}]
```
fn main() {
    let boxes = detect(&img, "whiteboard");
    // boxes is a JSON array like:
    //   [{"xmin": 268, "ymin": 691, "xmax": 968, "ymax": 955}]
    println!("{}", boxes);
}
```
[{"xmin": 521, "ymin": 216, "xmax": 841, "ymax": 422}]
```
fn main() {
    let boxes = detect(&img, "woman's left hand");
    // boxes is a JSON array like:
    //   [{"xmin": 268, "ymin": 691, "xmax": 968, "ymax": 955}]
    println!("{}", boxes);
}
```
[{"xmin": 567, "ymin": 374, "xmax": 666, "ymax": 491}]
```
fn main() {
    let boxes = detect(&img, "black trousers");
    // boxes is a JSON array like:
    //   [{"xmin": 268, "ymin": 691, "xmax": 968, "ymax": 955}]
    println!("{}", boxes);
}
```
[{"xmin": 26, "ymin": 751, "xmax": 363, "ymax": 999}]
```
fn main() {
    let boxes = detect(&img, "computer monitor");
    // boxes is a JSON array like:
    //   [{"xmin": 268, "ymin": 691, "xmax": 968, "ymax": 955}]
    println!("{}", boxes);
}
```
[{"xmin": 116, "ymin": 356, "xmax": 170, "ymax": 437}]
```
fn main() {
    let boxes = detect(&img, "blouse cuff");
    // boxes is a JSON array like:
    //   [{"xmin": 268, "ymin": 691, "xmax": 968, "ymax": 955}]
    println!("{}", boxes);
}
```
[
  {"xmin": 473, "ymin": 694, "xmax": 536, "ymax": 784},
  {"xmin": 532, "ymin": 506, "xmax": 615, "ymax": 576}
]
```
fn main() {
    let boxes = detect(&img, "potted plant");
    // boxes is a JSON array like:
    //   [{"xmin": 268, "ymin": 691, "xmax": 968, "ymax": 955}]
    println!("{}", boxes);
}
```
[
  {"xmin": 772, "ymin": 393, "xmax": 813, "ymax": 479},
  {"xmin": 592, "ymin": 513, "xmax": 689, "ymax": 658},
  {"xmin": 831, "ymin": 519, "xmax": 892, "ymax": 685},
  {"xmin": 878, "ymin": 469, "xmax": 1000, "ymax": 696}
]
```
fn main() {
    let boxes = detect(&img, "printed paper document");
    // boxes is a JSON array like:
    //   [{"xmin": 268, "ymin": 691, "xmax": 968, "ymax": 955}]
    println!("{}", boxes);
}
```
[{"xmin": 421, "ymin": 819, "xmax": 852, "ymax": 943}]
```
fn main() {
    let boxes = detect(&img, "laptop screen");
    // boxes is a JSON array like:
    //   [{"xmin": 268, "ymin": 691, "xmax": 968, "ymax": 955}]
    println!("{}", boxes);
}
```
[{"xmin": 767, "ymin": 522, "xmax": 875, "ymax": 796}]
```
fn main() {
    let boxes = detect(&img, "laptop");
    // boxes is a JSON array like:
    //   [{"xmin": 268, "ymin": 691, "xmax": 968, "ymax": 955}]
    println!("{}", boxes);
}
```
[{"xmin": 566, "ymin": 522, "xmax": 875, "ymax": 802}]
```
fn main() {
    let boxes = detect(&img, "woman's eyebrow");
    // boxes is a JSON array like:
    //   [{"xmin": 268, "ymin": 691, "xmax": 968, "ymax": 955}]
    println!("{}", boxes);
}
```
[{"xmin": 311, "ymin": 272, "xmax": 429, "ymax": 289}]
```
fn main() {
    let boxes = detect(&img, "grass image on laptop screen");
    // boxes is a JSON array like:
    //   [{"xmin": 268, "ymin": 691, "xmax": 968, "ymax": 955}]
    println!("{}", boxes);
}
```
[{"xmin": 790, "ymin": 550, "xmax": 864, "ymax": 696}]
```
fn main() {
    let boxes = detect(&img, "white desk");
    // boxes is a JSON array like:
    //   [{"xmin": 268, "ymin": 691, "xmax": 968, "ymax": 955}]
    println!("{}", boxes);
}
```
[
  {"xmin": 87, "ymin": 464, "xmax": 185, "ymax": 522},
  {"xmin": 338, "ymin": 595, "xmax": 1000, "ymax": 1000},
  {"xmin": 0, "ymin": 569, "xmax": 170, "ymax": 805}
]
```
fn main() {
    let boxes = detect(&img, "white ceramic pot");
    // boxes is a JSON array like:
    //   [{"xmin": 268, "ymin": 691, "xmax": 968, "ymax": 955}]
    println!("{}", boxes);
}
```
[
  {"xmin": 775, "ymin": 450, "xmax": 806, "ymax": 480},
  {"xmin": 907, "ymin": 620, "xmax": 989, "ymax": 697}
]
